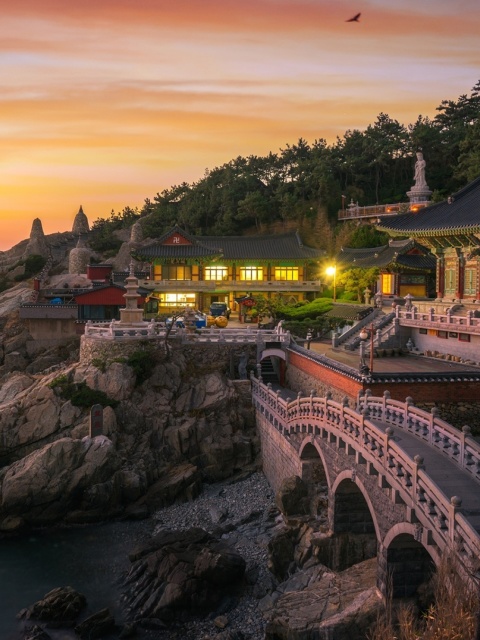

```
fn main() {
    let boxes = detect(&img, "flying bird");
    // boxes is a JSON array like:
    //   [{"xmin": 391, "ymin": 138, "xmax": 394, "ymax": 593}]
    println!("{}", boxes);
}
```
[{"xmin": 346, "ymin": 13, "xmax": 361, "ymax": 22}]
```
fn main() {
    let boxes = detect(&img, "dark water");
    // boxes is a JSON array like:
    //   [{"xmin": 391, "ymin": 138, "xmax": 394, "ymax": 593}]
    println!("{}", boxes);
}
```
[{"xmin": 0, "ymin": 520, "xmax": 153, "ymax": 640}]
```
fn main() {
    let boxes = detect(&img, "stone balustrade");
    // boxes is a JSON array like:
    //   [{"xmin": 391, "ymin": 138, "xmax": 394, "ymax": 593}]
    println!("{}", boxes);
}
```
[
  {"xmin": 251, "ymin": 377, "xmax": 480, "ymax": 579},
  {"xmin": 397, "ymin": 306, "xmax": 480, "ymax": 334},
  {"xmin": 358, "ymin": 390, "xmax": 480, "ymax": 480},
  {"xmin": 83, "ymin": 320, "xmax": 291, "ymax": 345}
]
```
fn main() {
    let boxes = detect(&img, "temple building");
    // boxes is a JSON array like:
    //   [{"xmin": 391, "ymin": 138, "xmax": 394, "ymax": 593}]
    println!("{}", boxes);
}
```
[
  {"xmin": 337, "ymin": 238, "xmax": 436, "ymax": 299},
  {"xmin": 376, "ymin": 176, "xmax": 480, "ymax": 302},
  {"xmin": 131, "ymin": 225, "xmax": 324, "ymax": 316}
]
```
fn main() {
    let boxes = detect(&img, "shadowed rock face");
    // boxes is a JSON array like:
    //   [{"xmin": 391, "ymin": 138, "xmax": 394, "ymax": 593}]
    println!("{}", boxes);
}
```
[
  {"xmin": 122, "ymin": 528, "xmax": 246, "ymax": 622},
  {"xmin": 0, "ymin": 341, "xmax": 259, "ymax": 530}
]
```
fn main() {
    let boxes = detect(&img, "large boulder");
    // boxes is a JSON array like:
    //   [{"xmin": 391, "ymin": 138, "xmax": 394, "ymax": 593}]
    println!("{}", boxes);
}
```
[
  {"xmin": 19, "ymin": 586, "xmax": 86, "ymax": 624},
  {"xmin": 262, "ymin": 558, "xmax": 382, "ymax": 640},
  {"xmin": 122, "ymin": 528, "xmax": 246, "ymax": 622},
  {"xmin": 275, "ymin": 476, "xmax": 309, "ymax": 517},
  {"xmin": 0, "ymin": 436, "xmax": 123, "ymax": 525}
]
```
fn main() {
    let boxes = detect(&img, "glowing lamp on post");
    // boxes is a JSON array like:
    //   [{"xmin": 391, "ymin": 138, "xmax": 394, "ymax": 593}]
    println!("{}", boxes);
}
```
[
  {"xmin": 359, "ymin": 324, "xmax": 374, "ymax": 375},
  {"xmin": 326, "ymin": 265, "xmax": 337, "ymax": 302}
]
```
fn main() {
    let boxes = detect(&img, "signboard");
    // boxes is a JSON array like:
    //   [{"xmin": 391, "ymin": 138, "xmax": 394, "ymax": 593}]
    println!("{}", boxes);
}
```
[
  {"xmin": 235, "ymin": 295, "xmax": 255, "ymax": 307},
  {"xmin": 90, "ymin": 404, "xmax": 103, "ymax": 437}
]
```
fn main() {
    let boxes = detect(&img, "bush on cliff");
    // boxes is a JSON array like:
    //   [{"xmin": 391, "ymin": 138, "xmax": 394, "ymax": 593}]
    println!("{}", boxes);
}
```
[{"xmin": 48, "ymin": 375, "xmax": 118, "ymax": 408}]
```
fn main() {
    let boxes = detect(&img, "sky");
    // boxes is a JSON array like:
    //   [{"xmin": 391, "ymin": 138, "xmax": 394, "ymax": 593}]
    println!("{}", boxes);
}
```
[{"xmin": 1, "ymin": 0, "xmax": 479, "ymax": 251}]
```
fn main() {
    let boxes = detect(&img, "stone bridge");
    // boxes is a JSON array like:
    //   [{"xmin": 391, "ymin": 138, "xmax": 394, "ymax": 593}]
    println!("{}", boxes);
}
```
[{"xmin": 252, "ymin": 376, "xmax": 480, "ymax": 598}]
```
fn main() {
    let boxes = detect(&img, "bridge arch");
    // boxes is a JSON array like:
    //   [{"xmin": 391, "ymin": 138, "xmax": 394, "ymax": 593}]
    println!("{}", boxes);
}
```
[
  {"xmin": 298, "ymin": 437, "xmax": 331, "ymax": 487},
  {"xmin": 331, "ymin": 471, "xmax": 381, "ymax": 540}
]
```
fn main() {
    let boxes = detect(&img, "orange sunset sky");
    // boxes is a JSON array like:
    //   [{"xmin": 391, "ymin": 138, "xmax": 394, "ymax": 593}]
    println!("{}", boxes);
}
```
[{"xmin": 1, "ymin": 0, "xmax": 479, "ymax": 250}]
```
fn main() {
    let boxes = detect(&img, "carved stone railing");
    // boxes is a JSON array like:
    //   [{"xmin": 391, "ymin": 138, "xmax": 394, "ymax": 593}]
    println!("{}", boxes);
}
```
[
  {"xmin": 83, "ymin": 320, "xmax": 291, "ymax": 345},
  {"xmin": 252, "ymin": 378, "xmax": 480, "ymax": 572},
  {"xmin": 357, "ymin": 390, "xmax": 480, "ymax": 481},
  {"xmin": 396, "ymin": 306, "xmax": 480, "ymax": 335}
]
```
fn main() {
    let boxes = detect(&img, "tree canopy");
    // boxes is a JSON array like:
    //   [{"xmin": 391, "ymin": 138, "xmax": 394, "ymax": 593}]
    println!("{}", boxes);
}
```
[{"xmin": 92, "ymin": 80, "xmax": 480, "ymax": 247}]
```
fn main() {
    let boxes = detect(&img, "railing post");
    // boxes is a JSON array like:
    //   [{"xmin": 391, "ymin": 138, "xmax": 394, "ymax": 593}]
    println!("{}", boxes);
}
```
[
  {"xmin": 460, "ymin": 425, "xmax": 471, "ymax": 469},
  {"xmin": 382, "ymin": 390, "xmax": 390, "ymax": 422},
  {"xmin": 428, "ymin": 407, "xmax": 439, "ymax": 445},
  {"xmin": 449, "ymin": 496, "xmax": 462, "ymax": 544},
  {"xmin": 412, "ymin": 454, "xmax": 424, "ymax": 504}
]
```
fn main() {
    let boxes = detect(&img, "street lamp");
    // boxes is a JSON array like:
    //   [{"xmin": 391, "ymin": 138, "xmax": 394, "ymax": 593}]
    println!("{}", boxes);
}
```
[
  {"xmin": 359, "ymin": 323, "xmax": 375, "ymax": 376},
  {"xmin": 326, "ymin": 265, "xmax": 337, "ymax": 302}
]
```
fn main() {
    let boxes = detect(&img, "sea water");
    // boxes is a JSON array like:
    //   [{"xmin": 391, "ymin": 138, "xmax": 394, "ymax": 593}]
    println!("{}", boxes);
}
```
[{"xmin": 0, "ymin": 520, "xmax": 152, "ymax": 639}]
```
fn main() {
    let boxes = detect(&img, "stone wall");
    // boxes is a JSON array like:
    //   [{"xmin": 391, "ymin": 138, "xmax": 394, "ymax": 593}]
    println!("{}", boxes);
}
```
[
  {"xmin": 80, "ymin": 335, "xmax": 258, "ymax": 379},
  {"xmin": 286, "ymin": 350, "xmax": 361, "ymax": 403},
  {"xmin": 256, "ymin": 414, "xmax": 302, "ymax": 492}
]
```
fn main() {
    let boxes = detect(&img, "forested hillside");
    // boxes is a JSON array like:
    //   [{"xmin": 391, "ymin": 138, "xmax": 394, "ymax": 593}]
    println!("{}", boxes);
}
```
[{"xmin": 90, "ymin": 80, "xmax": 480, "ymax": 254}]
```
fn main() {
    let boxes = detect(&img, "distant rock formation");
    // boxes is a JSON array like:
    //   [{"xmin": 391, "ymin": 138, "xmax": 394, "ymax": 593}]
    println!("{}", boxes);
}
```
[
  {"xmin": 130, "ymin": 221, "xmax": 143, "ymax": 244},
  {"xmin": 72, "ymin": 206, "xmax": 90, "ymax": 236},
  {"xmin": 69, "ymin": 235, "xmax": 91, "ymax": 274},
  {"xmin": 23, "ymin": 218, "xmax": 50, "ymax": 260}
]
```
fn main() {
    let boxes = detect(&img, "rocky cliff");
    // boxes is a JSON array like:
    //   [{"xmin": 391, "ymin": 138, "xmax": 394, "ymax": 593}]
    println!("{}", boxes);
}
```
[{"xmin": 0, "ymin": 338, "xmax": 259, "ymax": 532}]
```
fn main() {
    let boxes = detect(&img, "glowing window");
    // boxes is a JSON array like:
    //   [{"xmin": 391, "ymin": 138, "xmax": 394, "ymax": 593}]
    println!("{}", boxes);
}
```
[
  {"xmin": 381, "ymin": 273, "xmax": 394, "ymax": 295},
  {"xmin": 163, "ymin": 265, "xmax": 191, "ymax": 280},
  {"xmin": 274, "ymin": 267, "xmax": 299, "ymax": 281},
  {"xmin": 240, "ymin": 267, "xmax": 264, "ymax": 281},
  {"xmin": 204, "ymin": 266, "xmax": 228, "ymax": 281}
]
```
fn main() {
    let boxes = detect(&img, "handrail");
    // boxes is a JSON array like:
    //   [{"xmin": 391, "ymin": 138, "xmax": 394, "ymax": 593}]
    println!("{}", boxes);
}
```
[
  {"xmin": 252, "ymin": 378, "xmax": 480, "ymax": 571},
  {"xmin": 338, "ymin": 201, "xmax": 429, "ymax": 221},
  {"xmin": 396, "ymin": 306, "xmax": 480, "ymax": 334}
]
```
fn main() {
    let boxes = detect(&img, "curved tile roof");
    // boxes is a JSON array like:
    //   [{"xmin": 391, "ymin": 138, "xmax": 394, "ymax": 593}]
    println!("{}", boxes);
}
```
[
  {"xmin": 338, "ymin": 238, "xmax": 435, "ymax": 270},
  {"xmin": 134, "ymin": 226, "xmax": 322, "ymax": 261},
  {"xmin": 376, "ymin": 176, "xmax": 480, "ymax": 236}
]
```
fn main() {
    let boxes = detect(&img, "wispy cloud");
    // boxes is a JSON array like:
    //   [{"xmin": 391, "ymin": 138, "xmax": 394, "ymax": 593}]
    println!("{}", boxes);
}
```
[{"xmin": 0, "ymin": 0, "xmax": 479, "ymax": 248}]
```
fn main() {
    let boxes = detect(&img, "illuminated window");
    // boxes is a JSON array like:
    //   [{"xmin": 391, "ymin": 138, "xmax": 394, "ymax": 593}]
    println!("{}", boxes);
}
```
[
  {"xmin": 240, "ymin": 266, "xmax": 264, "ymax": 281},
  {"xmin": 204, "ymin": 266, "xmax": 228, "ymax": 281},
  {"xmin": 160, "ymin": 293, "xmax": 196, "ymax": 307},
  {"xmin": 162, "ymin": 265, "xmax": 191, "ymax": 280},
  {"xmin": 381, "ymin": 273, "xmax": 394, "ymax": 295},
  {"xmin": 274, "ymin": 267, "xmax": 299, "ymax": 281}
]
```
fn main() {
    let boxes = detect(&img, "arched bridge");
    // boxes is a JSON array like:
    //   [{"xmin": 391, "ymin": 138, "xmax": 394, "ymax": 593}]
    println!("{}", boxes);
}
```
[{"xmin": 252, "ymin": 376, "xmax": 480, "ymax": 598}]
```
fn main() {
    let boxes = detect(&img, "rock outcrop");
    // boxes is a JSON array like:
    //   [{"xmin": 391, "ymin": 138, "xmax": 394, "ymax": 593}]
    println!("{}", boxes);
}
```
[
  {"xmin": 122, "ymin": 528, "xmax": 246, "ymax": 623},
  {"xmin": 262, "ymin": 558, "xmax": 382, "ymax": 640},
  {"xmin": 0, "ymin": 344, "xmax": 259, "ymax": 529}
]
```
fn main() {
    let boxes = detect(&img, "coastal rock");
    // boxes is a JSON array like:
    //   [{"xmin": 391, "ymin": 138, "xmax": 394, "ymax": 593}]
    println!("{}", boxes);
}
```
[
  {"xmin": 19, "ymin": 585, "xmax": 86, "ymax": 623},
  {"xmin": 122, "ymin": 527, "xmax": 246, "ymax": 622},
  {"xmin": 0, "ymin": 373, "xmax": 35, "ymax": 403},
  {"xmin": 262, "ymin": 558, "xmax": 381, "ymax": 640},
  {"xmin": 0, "ymin": 436, "xmax": 123, "ymax": 524},
  {"xmin": 275, "ymin": 475, "xmax": 309, "ymax": 517},
  {"xmin": 75, "ymin": 608, "xmax": 116, "ymax": 639},
  {"xmin": 141, "ymin": 462, "xmax": 202, "ymax": 509}
]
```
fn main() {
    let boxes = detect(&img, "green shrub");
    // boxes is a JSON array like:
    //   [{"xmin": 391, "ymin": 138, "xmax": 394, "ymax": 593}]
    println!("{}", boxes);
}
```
[
  {"xmin": 49, "ymin": 376, "xmax": 118, "ymax": 408},
  {"xmin": 127, "ymin": 350, "xmax": 156, "ymax": 385}
]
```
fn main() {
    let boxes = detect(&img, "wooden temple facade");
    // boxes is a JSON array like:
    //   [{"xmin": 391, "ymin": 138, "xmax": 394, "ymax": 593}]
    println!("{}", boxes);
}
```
[{"xmin": 377, "ymin": 176, "xmax": 480, "ymax": 302}]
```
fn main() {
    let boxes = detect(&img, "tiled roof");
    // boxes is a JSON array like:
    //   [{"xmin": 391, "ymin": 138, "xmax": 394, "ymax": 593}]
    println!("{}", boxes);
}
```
[
  {"xmin": 324, "ymin": 304, "xmax": 373, "ymax": 320},
  {"xmin": 136, "ymin": 243, "xmax": 221, "ymax": 259},
  {"xmin": 134, "ymin": 227, "xmax": 322, "ymax": 261},
  {"xmin": 376, "ymin": 176, "xmax": 480, "ymax": 236},
  {"xmin": 337, "ymin": 239, "xmax": 435, "ymax": 270},
  {"xmin": 199, "ymin": 231, "xmax": 321, "ymax": 260}
]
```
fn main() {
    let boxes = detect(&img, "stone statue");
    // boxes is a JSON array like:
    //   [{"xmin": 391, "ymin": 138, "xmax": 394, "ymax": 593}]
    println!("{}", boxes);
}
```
[
  {"xmin": 414, "ymin": 151, "xmax": 427, "ymax": 187},
  {"xmin": 238, "ymin": 353, "xmax": 248, "ymax": 379}
]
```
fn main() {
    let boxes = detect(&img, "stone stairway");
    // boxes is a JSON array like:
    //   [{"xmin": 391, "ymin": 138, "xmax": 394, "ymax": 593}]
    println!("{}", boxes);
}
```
[
  {"xmin": 260, "ymin": 356, "xmax": 279, "ymax": 384},
  {"xmin": 341, "ymin": 311, "xmax": 397, "ymax": 354}
]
